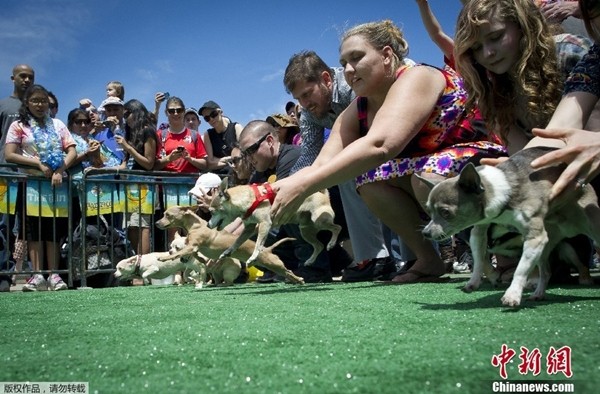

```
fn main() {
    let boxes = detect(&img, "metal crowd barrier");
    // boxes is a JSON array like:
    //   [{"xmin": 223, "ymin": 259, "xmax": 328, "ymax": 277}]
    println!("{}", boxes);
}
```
[{"xmin": 0, "ymin": 164, "xmax": 201, "ymax": 289}]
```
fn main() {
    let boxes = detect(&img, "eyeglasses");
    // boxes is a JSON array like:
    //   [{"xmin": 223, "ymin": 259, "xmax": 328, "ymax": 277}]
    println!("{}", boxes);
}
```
[
  {"xmin": 167, "ymin": 107, "xmax": 185, "ymax": 115},
  {"xmin": 241, "ymin": 133, "xmax": 269, "ymax": 157},
  {"xmin": 28, "ymin": 98, "xmax": 49, "ymax": 105},
  {"xmin": 74, "ymin": 119, "xmax": 90, "ymax": 125},
  {"xmin": 203, "ymin": 110, "xmax": 219, "ymax": 122}
]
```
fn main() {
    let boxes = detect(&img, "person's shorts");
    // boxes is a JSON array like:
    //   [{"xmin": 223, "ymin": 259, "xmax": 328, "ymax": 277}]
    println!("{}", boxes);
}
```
[
  {"xmin": 26, "ymin": 216, "xmax": 68, "ymax": 242},
  {"xmin": 124, "ymin": 212, "xmax": 152, "ymax": 228}
]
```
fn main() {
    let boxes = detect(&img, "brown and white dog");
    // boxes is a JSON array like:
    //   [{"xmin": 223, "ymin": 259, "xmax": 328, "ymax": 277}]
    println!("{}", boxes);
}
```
[
  {"xmin": 421, "ymin": 147, "xmax": 600, "ymax": 307},
  {"xmin": 207, "ymin": 178, "xmax": 341, "ymax": 267},
  {"xmin": 156, "ymin": 205, "xmax": 305, "ymax": 284}
]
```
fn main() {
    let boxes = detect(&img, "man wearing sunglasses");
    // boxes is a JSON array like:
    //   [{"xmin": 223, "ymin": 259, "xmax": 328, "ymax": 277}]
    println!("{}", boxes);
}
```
[
  {"xmin": 239, "ymin": 120, "xmax": 333, "ymax": 282},
  {"xmin": 92, "ymin": 96, "xmax": 127, "ymax": 165},
  {"xmin": 281, "ymin": 51, "xmax": 401, "ymax": 282}
]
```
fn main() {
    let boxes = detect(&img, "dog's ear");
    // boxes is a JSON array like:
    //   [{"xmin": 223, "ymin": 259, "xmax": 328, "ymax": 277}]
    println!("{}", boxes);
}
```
[
  {"xmin": 219, "ymin": 177, "xmax": 229, "ymax": 191},
  {"xmin": 174, "ymin": 231, "xmax": 181, "ymax": 239},
  {"xmin": 218, "ymin": 177, "xmax": 230, "ymax": 200},
  {"xmin": 414, "ymin": 173, "xmax": 441, "ymax": 191},
  {"xmin": 458, "ymin": 163, "xmax": 485, "ymax": 194}
]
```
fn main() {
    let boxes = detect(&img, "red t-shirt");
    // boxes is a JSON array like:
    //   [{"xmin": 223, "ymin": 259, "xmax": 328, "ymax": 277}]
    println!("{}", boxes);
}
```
[{"xmin": 156, "ymin": 128, "xmax": 207, "ymax": 173}]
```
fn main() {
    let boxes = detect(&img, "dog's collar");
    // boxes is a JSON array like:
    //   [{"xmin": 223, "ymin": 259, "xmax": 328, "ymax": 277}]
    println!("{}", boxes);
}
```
[{"xmin": 243, "ymin": 183, "xmax": 275, "ymax": 220}]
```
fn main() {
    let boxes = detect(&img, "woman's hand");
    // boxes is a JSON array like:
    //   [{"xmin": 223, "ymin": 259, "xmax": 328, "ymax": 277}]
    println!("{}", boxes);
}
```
[
  {"xmin": 540, "ymin": 0, "xmax": 579, "ymax": 23},
  {"xmin": 270, "ymin": 176, "xmax": 310, "ymax": 226},
  {"xmin": 167, "ymin": 149, "xmax": 185, "ymax": 162},
  {"xmin": 87, "ymin": 140, "xmax": 101, "ymax": 155},
  {"xmin": 38, "ymin": 162, "xmax": 52, "ymax": 178},
  {"xmin": 114, "ymin": 135, "xmax": 131, "ymax": 153},
  {"xmin": 51, "ymin": 172, "xmax": 63, "ymax": 186},
  {"xmin": 479, "ymin": 157, "xmax": 509, "ymax": 166},
  {"xmin": 531, "ymin": 127, "xmax": 600, "ymax": 199}
]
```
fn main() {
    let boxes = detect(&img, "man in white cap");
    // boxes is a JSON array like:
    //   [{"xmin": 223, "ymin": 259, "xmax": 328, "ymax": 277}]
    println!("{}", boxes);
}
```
[{"xmin": 93, "ymin": 96, "xmax": 126, "ymax": 164}]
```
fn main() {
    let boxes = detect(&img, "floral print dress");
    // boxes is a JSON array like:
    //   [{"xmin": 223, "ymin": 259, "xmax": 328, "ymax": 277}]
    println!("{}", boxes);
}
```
[{"xmin": 356, "ymin": 63, "xmax": 506, "ymax": 187}]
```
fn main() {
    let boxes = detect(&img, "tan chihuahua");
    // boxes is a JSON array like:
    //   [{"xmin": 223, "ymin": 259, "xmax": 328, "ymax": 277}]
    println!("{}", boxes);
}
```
[{"xmin": 207, "ymin": 178, "xmax": 342, "ymax": 267}]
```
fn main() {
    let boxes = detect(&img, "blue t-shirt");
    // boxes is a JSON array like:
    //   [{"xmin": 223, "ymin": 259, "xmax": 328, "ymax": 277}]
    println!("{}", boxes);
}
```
[{"xmin": 92, "ymin": 127, "xmax": 124, "ymax": 167}]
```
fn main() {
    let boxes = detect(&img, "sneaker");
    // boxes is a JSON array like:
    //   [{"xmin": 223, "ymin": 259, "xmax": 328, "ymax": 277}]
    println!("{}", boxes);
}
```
[
  {"xmin": 453, "ymin": 250, "xmax": 473, "ymax": 274},
  {"xmin": 293, "ymin": 266, "xmax": 333, "ymax": 283},
  {"xmin": 256, "ymin": 271, "xmax": 285, "ymax": 283},
  {"xmin": 22, "ymin": 274, "xmax": 48, "ymax": 292},
  {"xmin": 341, "ymin": 257, "xmax": 397, "ymax": 282},
  {"xmin": 48, "ymin": 274, "xmax": 68, "ymax": 291}
]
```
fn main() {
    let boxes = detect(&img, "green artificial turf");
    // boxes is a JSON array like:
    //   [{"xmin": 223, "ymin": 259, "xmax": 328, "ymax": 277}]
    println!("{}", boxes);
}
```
[{"xmin": 0, "ymin": 278, "xmax": 598, "ymax": 393}]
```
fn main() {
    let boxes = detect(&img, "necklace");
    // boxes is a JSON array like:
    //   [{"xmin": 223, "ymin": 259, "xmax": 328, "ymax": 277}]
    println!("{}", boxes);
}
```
[{"xmin": 30, "ymin": 116, "xmax": 64, "ymax": 171}]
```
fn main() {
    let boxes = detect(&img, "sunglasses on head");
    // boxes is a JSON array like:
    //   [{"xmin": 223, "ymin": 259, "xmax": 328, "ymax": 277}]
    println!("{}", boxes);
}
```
[
  {"xmin": 167, "ymin": 107, "xmax": 185, "ymax": 115},
  {"xmin": 241, "ymin": 133, "xmax": 269, "ymax": 157},
  {"xmin": 203, "ymin": 110, "xmax": 219, "ymax": 122}
]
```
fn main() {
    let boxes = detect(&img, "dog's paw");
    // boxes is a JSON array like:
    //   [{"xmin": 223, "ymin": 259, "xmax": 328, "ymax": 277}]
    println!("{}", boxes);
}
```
[
  {"xmin": 527, "ymin": 292, "xmax": 545, "ymax": 302},
  {"xmin": 463, "ymin": 277, "xmax": 481, "ymax": 293},
  {"xmin": 486, "ymin": 271, "xmax": 500, "ymax": 287},
  {"xmin": 173, "ymin": 273, "xmax": 184, "ymax": 286},
  {"xmin": 501, "ymin": 291, "xmax": 522, "ymax": 307},
  {"xmin": 194, "ymin": 282, "xmax": 204, "ymax": 290}
]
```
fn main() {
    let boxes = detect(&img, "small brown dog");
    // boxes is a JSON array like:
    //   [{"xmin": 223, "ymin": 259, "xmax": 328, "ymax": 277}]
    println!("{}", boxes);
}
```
[
  {"xmin": 156, "ymin": 205, "xmax": 304, "ymax": 284},
  {"xmin": 169, "ymin": 232, "xmax": 241, "ymax": 286},
  {"xmin": 208, "ymin": 179, "xmax": 341, "ymax": 267}
]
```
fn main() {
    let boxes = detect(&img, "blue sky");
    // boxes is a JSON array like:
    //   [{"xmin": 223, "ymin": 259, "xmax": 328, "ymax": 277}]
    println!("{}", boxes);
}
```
[{"xmin": 1, "ymin": 0, "xmax": 463, "ymax": 129}]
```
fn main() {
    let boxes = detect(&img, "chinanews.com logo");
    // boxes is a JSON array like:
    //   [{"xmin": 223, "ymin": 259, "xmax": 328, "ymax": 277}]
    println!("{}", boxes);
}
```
[{"xmin": 490, "ymin": 344, "xmax": 575, "ymax": 393}]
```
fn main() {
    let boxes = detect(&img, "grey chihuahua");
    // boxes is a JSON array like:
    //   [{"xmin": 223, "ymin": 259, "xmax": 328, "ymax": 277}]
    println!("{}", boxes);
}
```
[{"xmin": 421, "ymin": 147, "xmax": 600, "ymax": 307}]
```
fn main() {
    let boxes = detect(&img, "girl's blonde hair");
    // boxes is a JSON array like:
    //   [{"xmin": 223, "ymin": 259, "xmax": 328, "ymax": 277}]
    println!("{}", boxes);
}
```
[
  {"xmin": 454, "ymin": 0, "xmax": 561, "ymax": 143},
  {"xmin": 341, "ymin": 20, "xmax": 409, "ymax": 74},
  {"xmin": 107, "ymin": 80, "xmax": 125, "ymax": 100}
]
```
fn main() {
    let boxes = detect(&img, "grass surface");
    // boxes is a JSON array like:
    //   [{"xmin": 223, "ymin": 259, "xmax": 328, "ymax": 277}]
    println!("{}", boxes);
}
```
[{"xmin": 0, "ymin": 277, "xmax": 599, "ymax": 393}]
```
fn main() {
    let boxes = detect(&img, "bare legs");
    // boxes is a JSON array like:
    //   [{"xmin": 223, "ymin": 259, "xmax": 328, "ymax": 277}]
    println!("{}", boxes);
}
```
[
  {"xmin": 128, "ymin": 227, "xmax": 151, "ymax": 255},
  {"xmin": 28, "ymin": 240, "xmax": 61, "ymax": 272},
  {"xmin": 358, "ymin": 175, "xmax": 445, "ymax": 281}
]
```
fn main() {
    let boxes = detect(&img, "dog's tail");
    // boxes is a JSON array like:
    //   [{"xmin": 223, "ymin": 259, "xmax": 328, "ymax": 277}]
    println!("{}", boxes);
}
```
[{"xmin": 265, "ymin": 237, "xmax": 296, "ymax": 252}]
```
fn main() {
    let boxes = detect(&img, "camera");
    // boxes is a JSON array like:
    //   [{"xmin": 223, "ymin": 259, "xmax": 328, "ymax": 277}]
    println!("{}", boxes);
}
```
[
  {"xmin": 176, "ymin": 146, "xmax": 185, "ymax": 152},
  {"xmin": 102, "ymin": 120, "xmax": 113, "ymax": 128},
  {"xmin": 163, "ymin": 92, "xmax": 170, "ymax": 101}
]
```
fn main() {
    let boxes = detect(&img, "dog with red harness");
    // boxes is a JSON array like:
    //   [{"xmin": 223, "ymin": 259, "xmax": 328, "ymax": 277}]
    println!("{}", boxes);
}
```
[{"xmin": 208, "ymin": 177, "xmax": 342, "ymax": 267}]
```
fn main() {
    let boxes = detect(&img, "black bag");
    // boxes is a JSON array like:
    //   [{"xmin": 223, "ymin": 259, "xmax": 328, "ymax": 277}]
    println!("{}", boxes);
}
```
[{"xmin": 63, "ymin": 215, "xmax": 129, "ymax": 279}]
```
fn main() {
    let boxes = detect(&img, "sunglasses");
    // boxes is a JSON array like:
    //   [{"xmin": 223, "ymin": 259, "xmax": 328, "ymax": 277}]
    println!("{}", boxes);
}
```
[
  {"xmin": 123, "ymin": 111, "xmax": 131, "ymax": 119},
  {"xmin": 241, "ymin": 133, "xmax": 269, "ymax": 157},
  {"xmin": 203, "ymin": 110, "xmax": 219, "ymax": 122},
  {"xmin": 74, "ymin": 119, "xmax": 91, "ymax": 125},
  {"xmin": 167, "ymin": 107, "xmax": 185, "ymax": 115}
]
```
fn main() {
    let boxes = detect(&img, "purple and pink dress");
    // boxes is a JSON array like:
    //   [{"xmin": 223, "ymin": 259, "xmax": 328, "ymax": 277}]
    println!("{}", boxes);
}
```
[{"xmin": 355, "ymin": 63, "xmax": 506, "ymax": 187}]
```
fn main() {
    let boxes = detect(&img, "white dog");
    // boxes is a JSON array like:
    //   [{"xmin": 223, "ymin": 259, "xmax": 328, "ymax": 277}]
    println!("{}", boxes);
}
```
[{"xmin": 114, "ymin": 235, "xmax": 207, "ymax": 288}]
